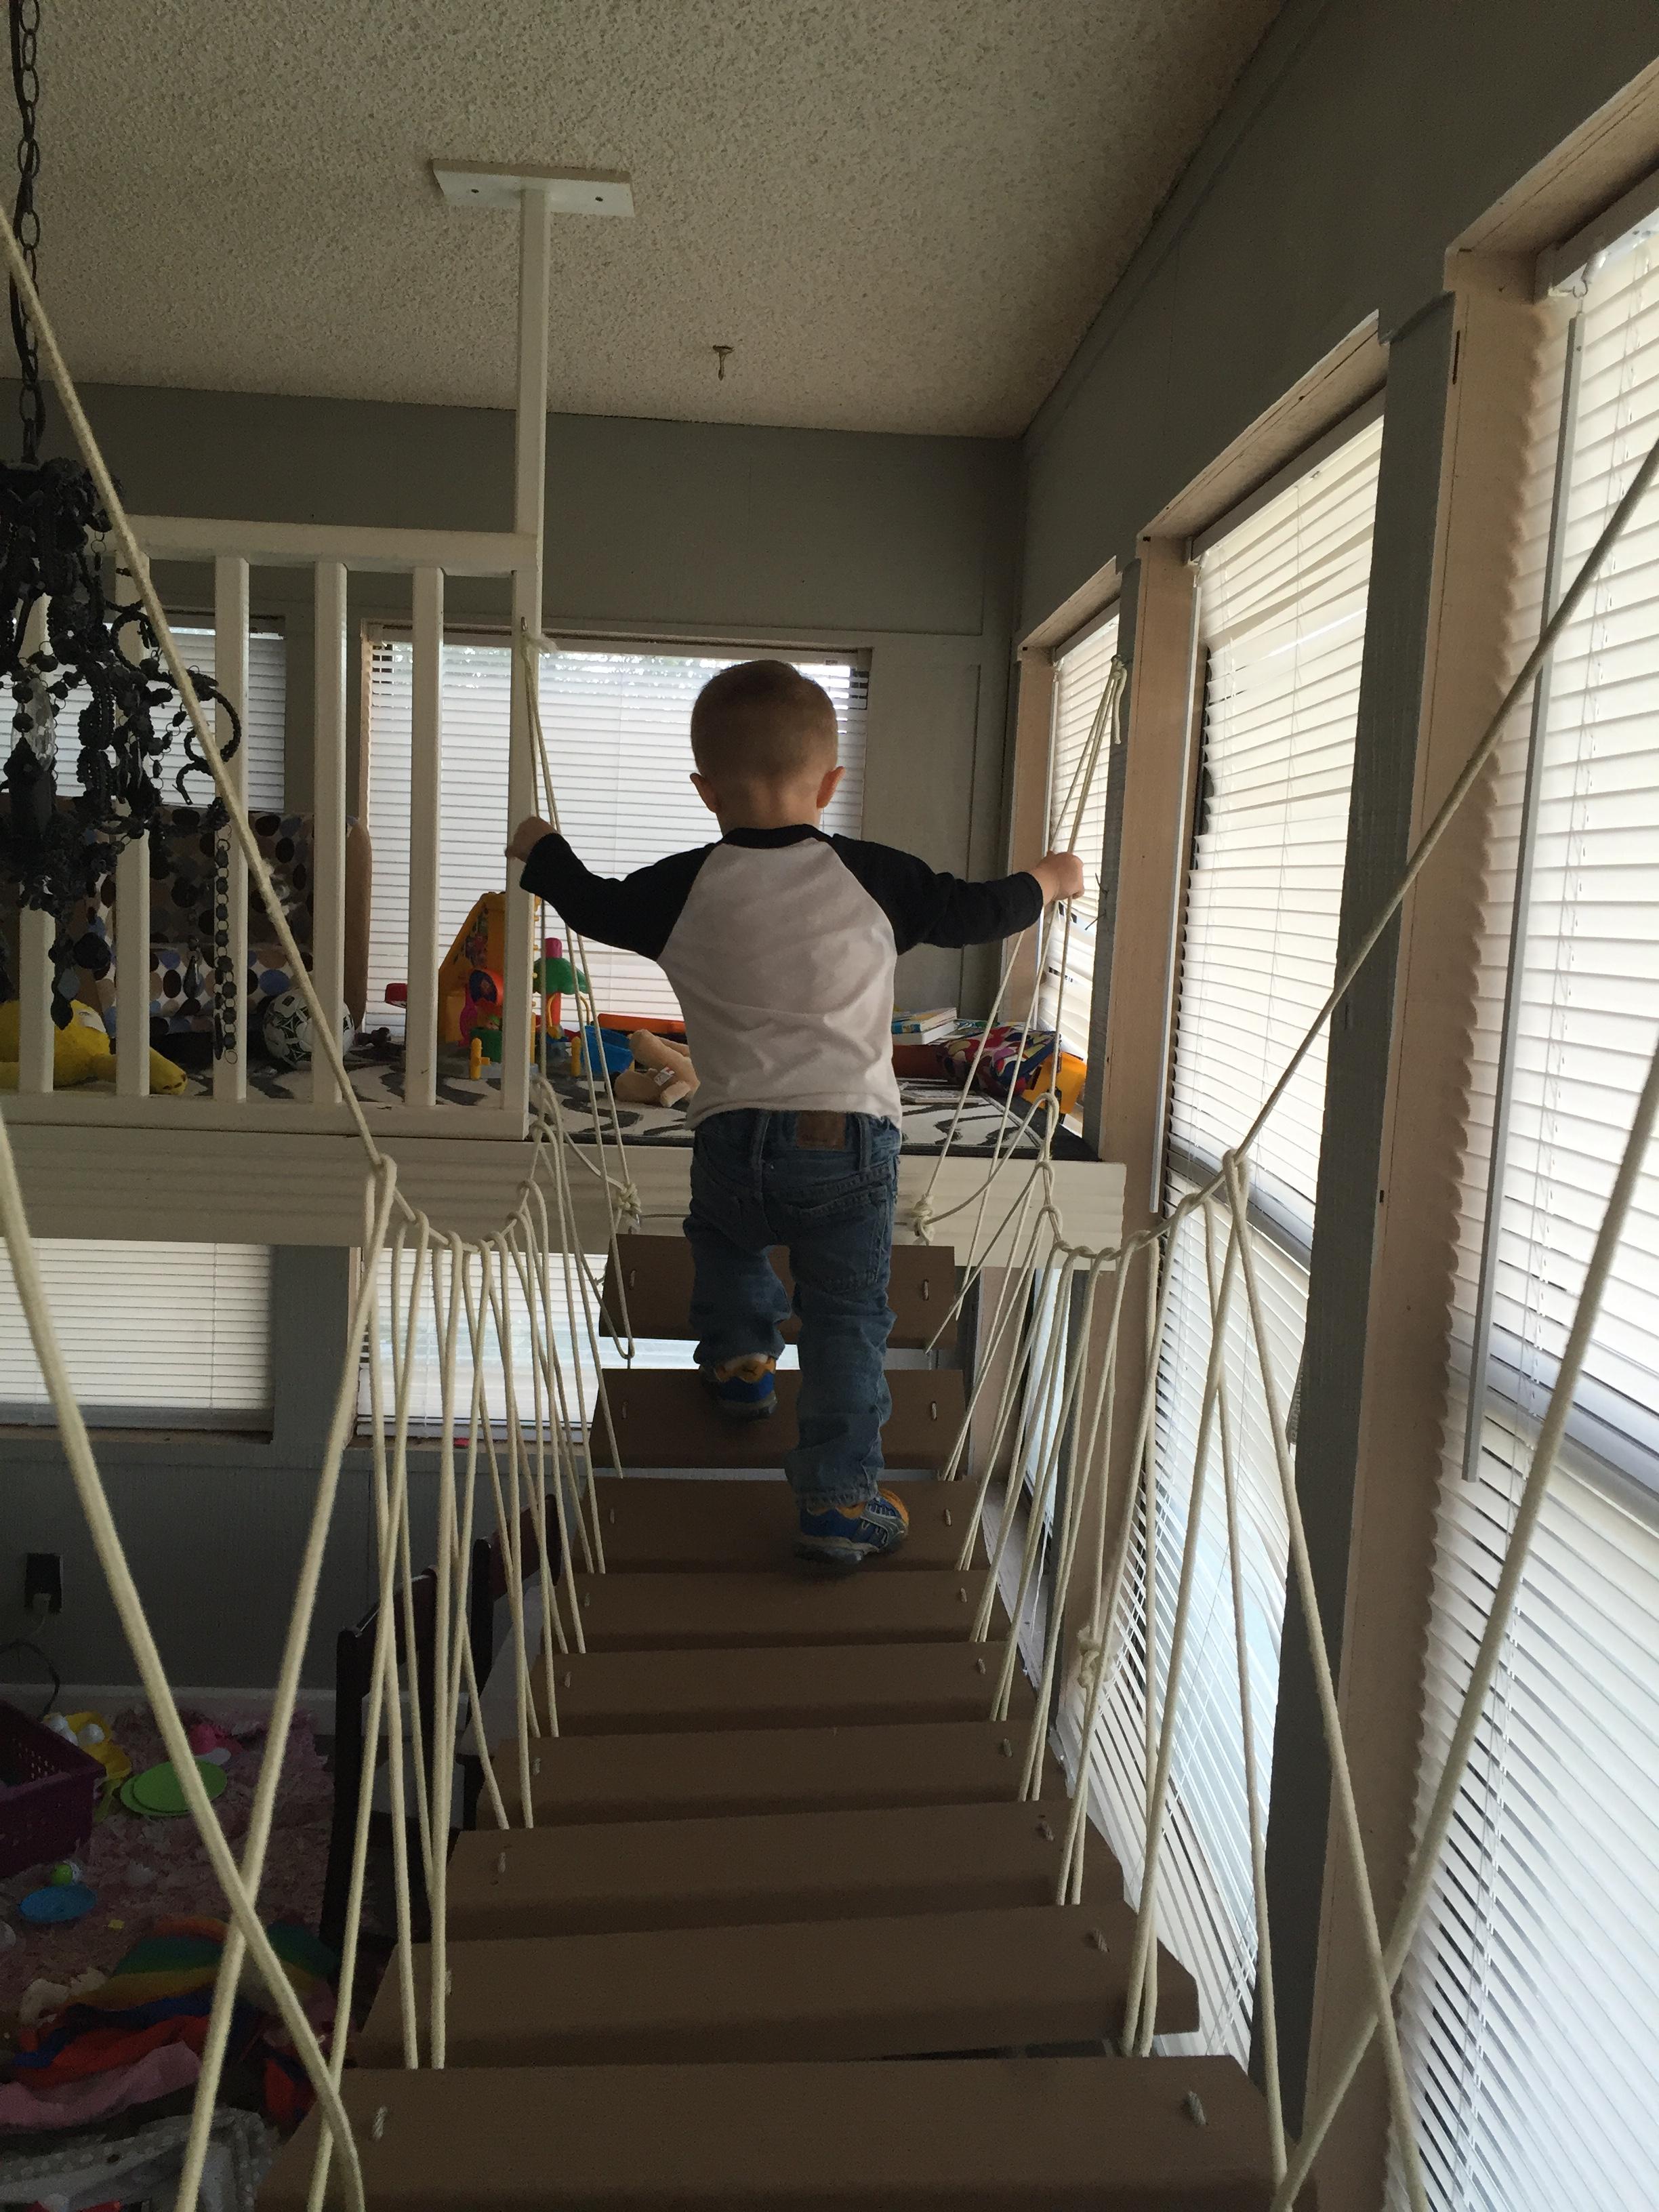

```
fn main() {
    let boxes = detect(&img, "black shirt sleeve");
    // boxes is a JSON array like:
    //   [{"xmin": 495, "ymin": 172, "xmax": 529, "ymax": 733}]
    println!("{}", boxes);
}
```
[
  {"xmin": 829, "ymin": 836, "xmax": 1044, "ymax": 954},
  {"xmin": 518, "ymin": 834, "xmax": 712, "ymax": 961}
]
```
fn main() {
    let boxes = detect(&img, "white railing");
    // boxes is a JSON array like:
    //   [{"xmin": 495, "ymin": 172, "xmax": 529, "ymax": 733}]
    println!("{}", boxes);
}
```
[{"xmin": 3, "ymin": 518, "xmax": 541, "ymax": 1137}]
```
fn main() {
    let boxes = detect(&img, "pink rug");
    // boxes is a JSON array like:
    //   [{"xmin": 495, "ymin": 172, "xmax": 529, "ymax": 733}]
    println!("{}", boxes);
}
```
[{"xmin": 0, "ymin": 1706, "xmax": 333, "ymax": 2021}]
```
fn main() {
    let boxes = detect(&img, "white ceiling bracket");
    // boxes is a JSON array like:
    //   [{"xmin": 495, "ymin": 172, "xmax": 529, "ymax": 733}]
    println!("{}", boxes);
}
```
[{"xmin": 430, "ymin": 161, "xmax": 634, "ymax": 218}]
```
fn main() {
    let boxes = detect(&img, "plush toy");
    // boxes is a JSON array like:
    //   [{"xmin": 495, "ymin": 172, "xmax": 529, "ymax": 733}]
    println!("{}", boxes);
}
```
[
  {"xmin": 0, "ymin": 999, "xmax": 187, "ymax": 1094},
  {"xmin": 613, "ymin": 1029, "xmax": 697, "ymax": 1108}
]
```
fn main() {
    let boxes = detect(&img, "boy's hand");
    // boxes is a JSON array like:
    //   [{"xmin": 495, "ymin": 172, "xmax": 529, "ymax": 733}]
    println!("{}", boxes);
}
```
[
  {"xmin": 506, "ymin": 815, "xmax": 556, "ymax": 863},
  {"xmin": 1031, "ymin": 849, "xmax": 1086, "ymax": 904}
]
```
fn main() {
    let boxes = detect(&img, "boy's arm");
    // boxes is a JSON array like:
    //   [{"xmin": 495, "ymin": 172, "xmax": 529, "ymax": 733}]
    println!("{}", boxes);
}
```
[
  {"xmin": 830, "ymin": 836, "xmax": 1080, "ymax": 952},
  {"xmin": 510, "ymin": 822, "xmax": 710, "ymax": 959}
]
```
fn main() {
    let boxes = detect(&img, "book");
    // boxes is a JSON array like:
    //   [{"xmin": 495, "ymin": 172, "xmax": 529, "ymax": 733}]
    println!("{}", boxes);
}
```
[{"xmin": 893, "ymin": 1006, "xmax": 959, "ymax": 1040}]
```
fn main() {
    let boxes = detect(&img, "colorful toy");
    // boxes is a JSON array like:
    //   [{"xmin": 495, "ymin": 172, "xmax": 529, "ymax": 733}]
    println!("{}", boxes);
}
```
[
  {"xmin": 0, "ymin": 998, "xmax": 186, "ymax": 1093},
  {"xmin": 535, "ymin": 937, "xmax": 586, "ymax": 1033},
  {"xmin": 945, "ymin": 1023, "xmax": 1086, "ymax": 1119},
  {"xmin": 20, "ymin": 1882, "xmax": 96, "ymax": 1924},
  {"xmin": 439, "ymin": 893, "xmax": 506, "ymax": 1047}
]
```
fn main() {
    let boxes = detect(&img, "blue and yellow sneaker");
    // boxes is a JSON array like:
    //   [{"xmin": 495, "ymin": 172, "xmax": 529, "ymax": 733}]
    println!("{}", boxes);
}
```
[
  {"xmin": 795, "ymin": 1487, "xmax": 910, "ymax": 1572},
  {"xmin": 701, "ymin": 1353, "xmax": 777, "ymax": 1421}
]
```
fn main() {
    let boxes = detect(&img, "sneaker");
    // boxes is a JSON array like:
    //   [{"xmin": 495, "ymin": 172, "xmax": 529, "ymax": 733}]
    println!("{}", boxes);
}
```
[
  {"xmin": 795, "ymin": 1487, "xmax": 910, "ymax": 1572},
  {"xmin": 701, "ymin": 1353, "xmax": 777, "ymax": 1421}
]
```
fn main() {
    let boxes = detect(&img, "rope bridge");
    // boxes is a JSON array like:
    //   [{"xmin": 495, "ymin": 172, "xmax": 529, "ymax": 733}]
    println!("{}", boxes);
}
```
[{"xmin": 1, "ymin": 185, "xmax": 1656, "ymax": 2212}]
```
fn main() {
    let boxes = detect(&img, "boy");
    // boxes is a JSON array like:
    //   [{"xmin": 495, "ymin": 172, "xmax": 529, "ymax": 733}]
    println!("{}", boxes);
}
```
[{"xmin": 508, "ymin": 659, "xmax": 1082, "ymax": 1571}]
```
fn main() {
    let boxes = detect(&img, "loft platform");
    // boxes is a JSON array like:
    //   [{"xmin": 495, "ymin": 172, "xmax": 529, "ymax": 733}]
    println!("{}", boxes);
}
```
[{"xmin": 6, "ymin": 1118, "xmax": 1124, "ymax": 1253}]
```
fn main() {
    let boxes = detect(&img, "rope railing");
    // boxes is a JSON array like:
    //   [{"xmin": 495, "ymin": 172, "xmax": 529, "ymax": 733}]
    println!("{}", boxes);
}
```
[
  {"xmin": 901, "ymin": 390, "xmax": 1659, "ymax": 2209},
  {"xmin": 2, "ymin": 164, "xmax": 1656, "ymax": 2212},
  {"xmin": 0, "ymin": 199, "xmax": 642, "ymax": 2211}
]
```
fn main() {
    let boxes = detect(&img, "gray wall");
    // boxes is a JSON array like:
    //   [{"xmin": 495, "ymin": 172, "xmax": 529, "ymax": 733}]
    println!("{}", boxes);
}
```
[{"xmin": 1021, "ymin": 0, "xmax": 1659, "ymax": 627}]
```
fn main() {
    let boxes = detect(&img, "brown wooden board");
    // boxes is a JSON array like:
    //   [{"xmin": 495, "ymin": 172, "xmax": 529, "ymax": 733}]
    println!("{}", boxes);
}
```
[
  {"xmin": 495, "ymin": 1717, "xmax": 1059, "ymax": 1826},
  {"xmin": 264, "ymin": 2055, "xmax": 1316, "ymax": 2210},
  {"xmin": 588, "ymin": 1473, "xmax": 978, "ymax": 1572},
  {"xmin": 602, "ymin": 1231, "xmax": 958, "ymax": 1350},
  {"xmin": 569, "ymin": 1567, "xmax": 992, "ymax": 1650},
  {"xmin": 526, "ymin": 1639, "xmax": 1027, "ymax": 1736},
  {"xmin": 447, "ymin": 1798, "xmax": 1099, "ymax": 1938},
  {"xmin": 593, "ymin": 1366, "xmax": 964, "ymax": 1469},
  {"xmin": 356, "ymin": 1902, "xmax": 1198, "ymax": 2068}
]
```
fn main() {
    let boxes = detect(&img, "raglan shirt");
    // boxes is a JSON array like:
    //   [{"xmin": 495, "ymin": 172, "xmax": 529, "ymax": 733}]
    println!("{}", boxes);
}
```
[{"xmin": 520, "ymin": 826, "xmax": 1043, "ymax": 1128}]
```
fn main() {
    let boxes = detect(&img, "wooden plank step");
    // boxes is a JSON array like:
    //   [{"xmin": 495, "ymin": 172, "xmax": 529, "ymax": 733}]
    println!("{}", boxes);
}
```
[
  {"xmin": 356, "ymin": 1902, "xmax": 1197, "ymax": 2067},
  {"xmin": 595, "ymin": 1366, "xmax": 963, "ymax": 1469},
  {"xmin": 525, "ymin": 1639, "xmax": 1026, "ymax": 1736},
  {"xmin": 590, "ymin": 1473, "xmax": 976, "ymax": 1572},
  {"xmin": 263, "ymin": 2055, "xmax": 1315, "ymax": 2209},
  {"xmin": 570, "ymin": 1567, "xmax": 991, "ymax": 1650},
  {"xmin": 447, "ymin": 1799, "xmax": 1090, "ymax": 1939},
  {"xmin": 495, "ymin": 1717, "xmax": 1059, "ymax": 1826},
  {"xmin": 602, "ymin": 1231, "xmax": 959, "ymax": 1350}
]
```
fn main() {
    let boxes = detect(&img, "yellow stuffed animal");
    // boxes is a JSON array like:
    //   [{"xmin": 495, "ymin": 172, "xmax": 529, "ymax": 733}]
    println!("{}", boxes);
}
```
[{"xmin": 0, "ymin": 998, "xmax": 186, "ymax": 1093}]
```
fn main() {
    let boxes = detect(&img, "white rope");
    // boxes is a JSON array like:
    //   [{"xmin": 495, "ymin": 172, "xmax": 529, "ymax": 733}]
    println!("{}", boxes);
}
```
[
  {"xmin": 7, "ymin": 144, "xmax": 1657, "ymax": 2205},
  {"xmin": 1204, "ymin": 1198, "xmax": 1284, "ymax": 2182},
  {"xmin": 1221, "ymin": 1155, "xmax": 1427, "ymax": 2211}
]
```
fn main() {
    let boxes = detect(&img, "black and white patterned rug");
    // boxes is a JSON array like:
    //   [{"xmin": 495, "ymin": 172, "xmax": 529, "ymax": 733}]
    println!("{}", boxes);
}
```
[{"xmin": 161, "ymin": 1056, "xmax": 1089, "ymax": 1158}]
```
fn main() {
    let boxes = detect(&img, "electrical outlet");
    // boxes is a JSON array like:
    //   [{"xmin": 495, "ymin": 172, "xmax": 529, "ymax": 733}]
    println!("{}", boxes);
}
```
[{"xmin": 24, "ymin": 1551, "xmax": 62, "ymax": 1616}]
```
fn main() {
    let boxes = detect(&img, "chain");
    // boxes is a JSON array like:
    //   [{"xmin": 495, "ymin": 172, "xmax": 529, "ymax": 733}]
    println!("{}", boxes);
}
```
[{"xmin": 9, "ymin": 0, "xmax": 42, "ymax": 461}]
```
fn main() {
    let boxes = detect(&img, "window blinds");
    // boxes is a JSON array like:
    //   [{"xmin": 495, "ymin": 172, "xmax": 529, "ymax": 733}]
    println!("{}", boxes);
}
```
[
  {"xmin": 1172, "ymin": 415, "xmax": 1382, "ymax": 1240},
  {"xmin": 1088, "ymin": 416, "xmax": 1382, "ymax": 2062},
  {"xmin": 1395, "ymin": 231, "xmax": 1659, "ymax": 2211},
  {"xmin": 0, "ymin": 1241, "xmax": 272, "ymax": 1427},
  {"xmin": 365, "ymin": 642, "xmax": 868, "ymax": 1031},
  {"xmin": 1038, "ymin": 612, "xmax": 1120, "ymax": 1054},
  {"xmin": 55, "ymin": 626, "xmax": 287, "ymax": 812}
]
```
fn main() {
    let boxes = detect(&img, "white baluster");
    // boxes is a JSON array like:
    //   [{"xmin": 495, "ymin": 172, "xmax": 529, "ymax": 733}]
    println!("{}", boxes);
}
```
[
  {"xmin": 405, "ymin": 565, "xmax": 444, "ymax": 1111},
  {"xmin": 311, "ymin": 560, "xmax": 348, "ymax": 1106}
]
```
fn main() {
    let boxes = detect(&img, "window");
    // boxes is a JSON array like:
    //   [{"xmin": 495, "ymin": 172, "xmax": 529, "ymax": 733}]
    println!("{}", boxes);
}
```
[
  {"xmin": 365, "ymin": 641, "xmax": 868, "ymax": 1031},
  {"xmin": 1038, "ymin": 612, "xmax": 1120, "ymax": 1055},
  {"xmin": 1396, "ymin": 221, "xmax": 1659, "ymax": 2211},
  {"xmin": 55, "ymin": 625, "xmax": 287, "ymax": 812},
  {"xmin": 0, "ymin": 1240, "xmax": 272, "ymax": 1428},
  {"xmin": 363, "ymin": 1244, "xmax": 795, "ymax": 1435},
  {"xmin": 1088, "ymin": 412, "xmax": 1383, "ymax": 2061}
]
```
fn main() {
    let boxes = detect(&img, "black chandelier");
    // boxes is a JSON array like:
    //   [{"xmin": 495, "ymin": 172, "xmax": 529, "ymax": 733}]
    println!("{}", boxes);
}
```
[{"xmin": 0, "ymin": 0, "xmax": 240, "ymax": 1031}]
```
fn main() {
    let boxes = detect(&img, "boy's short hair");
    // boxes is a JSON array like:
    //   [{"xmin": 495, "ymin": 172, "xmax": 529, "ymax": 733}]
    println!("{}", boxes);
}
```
[{"xmin": 691, "ymin": 659, "xmax": 838, "ymax": 783}]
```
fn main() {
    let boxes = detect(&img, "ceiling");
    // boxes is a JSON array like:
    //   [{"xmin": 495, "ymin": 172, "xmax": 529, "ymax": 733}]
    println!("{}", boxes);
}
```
[{"xmin": 38, "ymin": 0, "xmax": 1279, "ymax": 438}]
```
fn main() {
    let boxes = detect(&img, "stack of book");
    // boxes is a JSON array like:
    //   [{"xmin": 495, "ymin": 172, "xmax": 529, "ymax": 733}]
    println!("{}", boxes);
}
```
[{"xmin": 893, "ymin": 1007, "xmax": 960, "ymax": 1043}]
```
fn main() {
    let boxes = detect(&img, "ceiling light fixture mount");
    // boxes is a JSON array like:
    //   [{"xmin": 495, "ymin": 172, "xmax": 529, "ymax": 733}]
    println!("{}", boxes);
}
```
[{"xmin": 430, "ymin": 161, "xmax": 634, "ymax": 218}]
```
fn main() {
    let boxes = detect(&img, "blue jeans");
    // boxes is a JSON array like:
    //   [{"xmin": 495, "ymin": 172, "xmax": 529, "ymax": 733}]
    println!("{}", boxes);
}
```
[{"xmin": 687, "ymin": 1109, "xmax": 901, "ymax": 1510}]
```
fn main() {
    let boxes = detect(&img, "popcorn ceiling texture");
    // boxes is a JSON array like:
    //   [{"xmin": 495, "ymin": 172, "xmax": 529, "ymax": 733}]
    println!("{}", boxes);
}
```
[{"xmin": 40, "ymin": 0, "xmax": 1279, "ymax": 437}]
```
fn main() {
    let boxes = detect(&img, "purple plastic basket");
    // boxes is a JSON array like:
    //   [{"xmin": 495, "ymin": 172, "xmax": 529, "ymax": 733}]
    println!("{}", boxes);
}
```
[{"xmin": 0, "ymin": 1699, "xmax": 101, "ymax": 1880}]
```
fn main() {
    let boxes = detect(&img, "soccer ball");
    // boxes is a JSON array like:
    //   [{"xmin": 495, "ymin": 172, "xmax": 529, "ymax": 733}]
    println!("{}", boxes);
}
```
[{"xmin": 262, "ymin": 988, "xmax": 354, "ymax": 1069}]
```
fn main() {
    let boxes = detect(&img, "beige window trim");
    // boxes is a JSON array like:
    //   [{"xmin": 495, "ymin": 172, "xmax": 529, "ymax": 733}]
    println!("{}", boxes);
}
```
[
  {"xmin": 1535, "ymin": 156, "xmax": 1659, "ymax": 297},
  {"xmin": 1187, "ymin": 387, "xmax": 1387, "ymax": 561},
  {"xmin": 1004, "ymin": 562, "xmax": 1121, "ymax": 1017}
]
